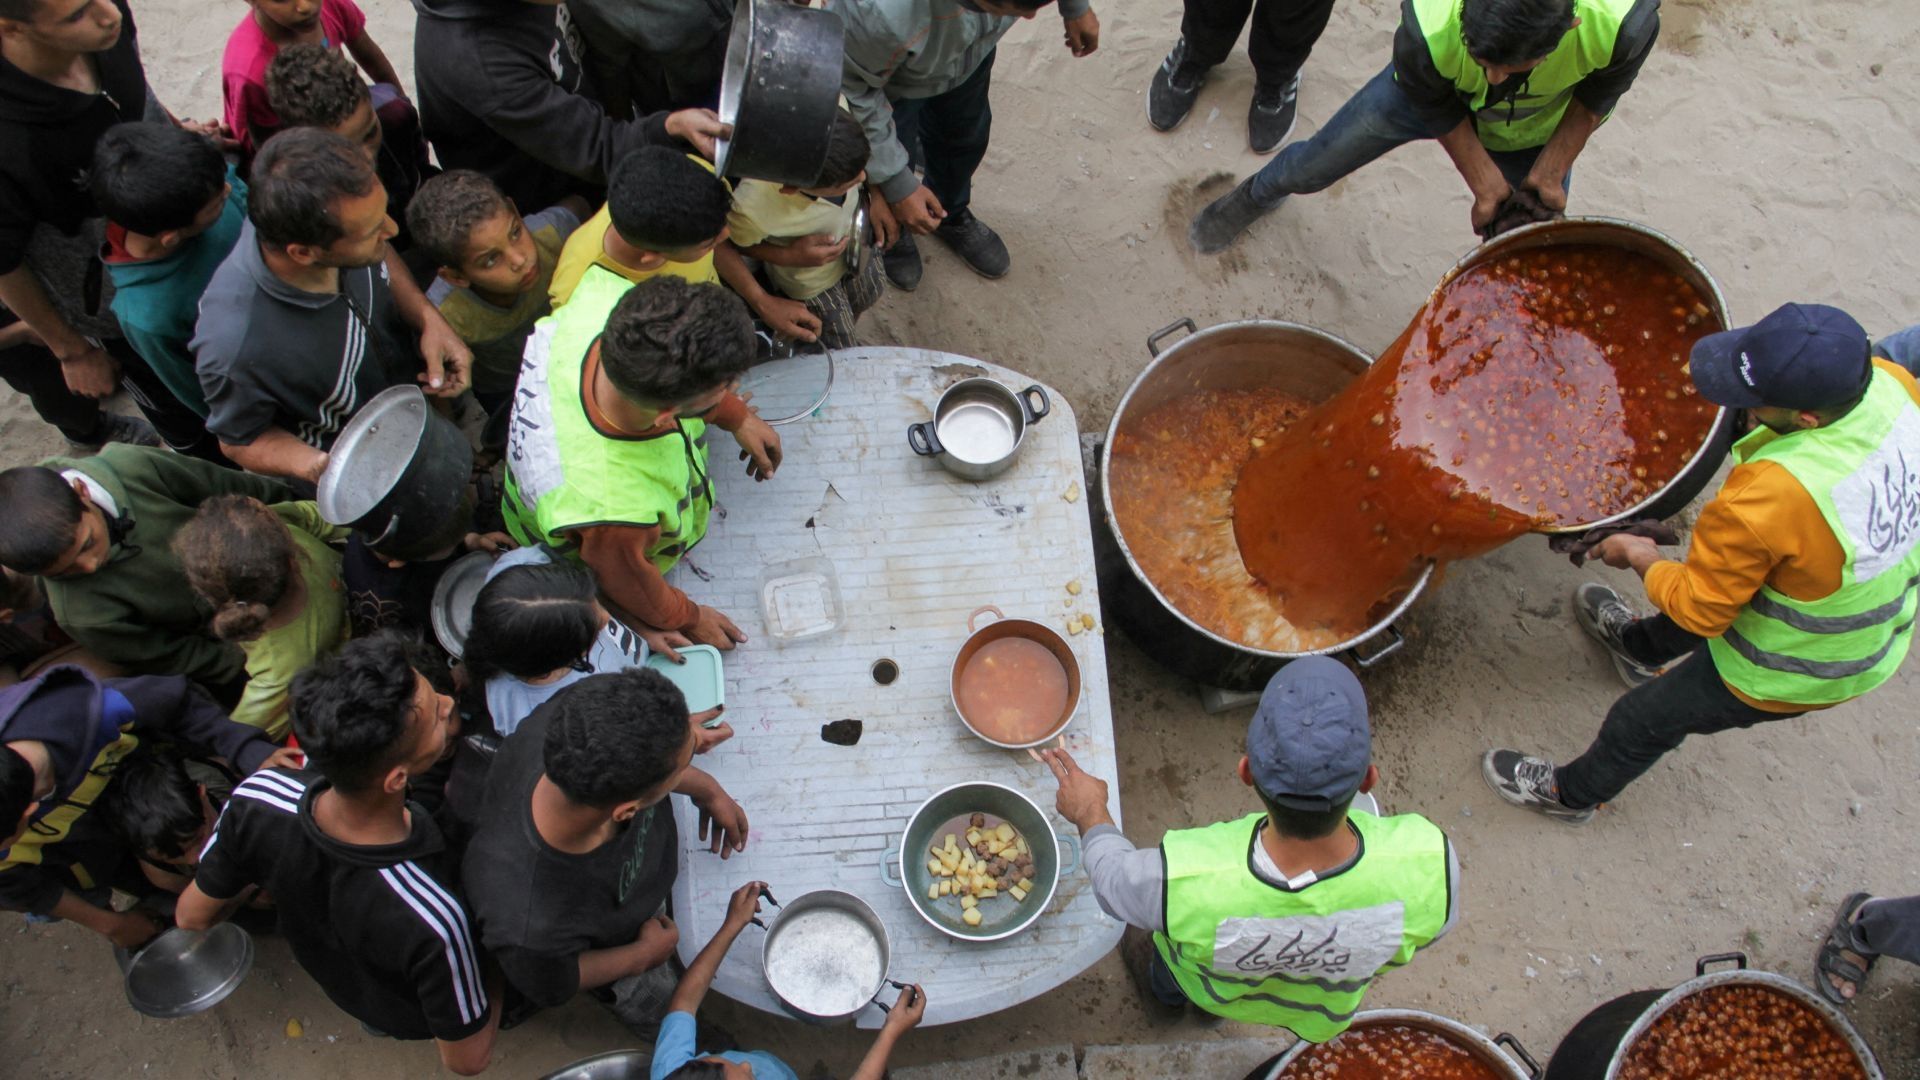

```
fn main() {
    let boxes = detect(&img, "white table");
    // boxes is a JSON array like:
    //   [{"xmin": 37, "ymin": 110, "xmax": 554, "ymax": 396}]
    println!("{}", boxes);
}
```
[{"xmin": 666, "ymin": 347, "xmax": 1123, "ymax": 1027}]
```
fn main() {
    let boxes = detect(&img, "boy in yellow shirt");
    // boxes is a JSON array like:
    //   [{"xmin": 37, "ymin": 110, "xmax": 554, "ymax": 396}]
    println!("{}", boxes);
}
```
[
  {"xmin": 549, "ymin": 147, "xmax": 729, "ymax": 308},
  {"xmin": 722, "ymin": 111, "xmax": 883, "ymax": 350}
]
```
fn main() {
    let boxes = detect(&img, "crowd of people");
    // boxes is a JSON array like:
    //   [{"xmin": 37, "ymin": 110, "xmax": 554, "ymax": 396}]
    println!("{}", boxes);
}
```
[{"xmin": 0, "ymin": 0, "xmax": 1915, "ymax": 1072}]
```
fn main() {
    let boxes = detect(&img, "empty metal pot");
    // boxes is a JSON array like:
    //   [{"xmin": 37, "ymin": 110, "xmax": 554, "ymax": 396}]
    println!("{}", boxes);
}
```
[
  {"xmin": 759, "ymin": 888, "xmax": 893, "ymax": 1024},
  {"xmin": 118, "ymin": 923, "xmax": 255, "ymax": 1019},
  {"xmin": 316, "ymin": 384, "xmax": 474, "ymax": 560},
  {"xmin": 713, "ymin": 0, "xmax": 846, "ymax": 185},
  {"xmin": 908, "ymin": 378, "xmax": 1051, "ymax": 481}
]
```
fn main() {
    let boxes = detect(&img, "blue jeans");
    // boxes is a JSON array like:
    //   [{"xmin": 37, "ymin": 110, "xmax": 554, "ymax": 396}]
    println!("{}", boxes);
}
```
[
  {"xmin": 1246, "ymin": 64, "xmax": 1565, "ymax": 210},
  {"xmin": 891, "ymin": 49, "xmax": 996, "ymax": 218}
]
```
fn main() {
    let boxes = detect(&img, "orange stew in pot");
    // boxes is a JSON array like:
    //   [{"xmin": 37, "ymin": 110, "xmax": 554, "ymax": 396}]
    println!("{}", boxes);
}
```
[
  {"xmin": 1618, "ymin": 984, "xmax": 1867, "ymax": 1079},
  {"xmin": 1279, "ymin": 1023, "xmax": 1508, "ymax": 1079}
]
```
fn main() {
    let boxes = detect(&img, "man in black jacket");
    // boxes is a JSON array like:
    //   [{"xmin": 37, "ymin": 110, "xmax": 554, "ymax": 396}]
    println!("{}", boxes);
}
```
[
  {"xmin": 0, "ymin": 0, "xmax": 216, "ymax": 457},
  {"xmin": 0, "ymin": 665, "xmax": 293, "ymax": 949},
  {"xmin": 410, "ymin": 0, "xmax": 728, "ymax": 212}
]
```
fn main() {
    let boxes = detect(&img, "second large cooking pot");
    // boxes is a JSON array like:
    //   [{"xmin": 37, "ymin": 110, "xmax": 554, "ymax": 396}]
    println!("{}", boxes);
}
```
[
  {"xmin": 316, "ymin": 384, "xmax": 474, "ymax": 560},
  {"xmin": 1260, "ymin": 1009, "xmax": 1539, "ymax": 1079}
]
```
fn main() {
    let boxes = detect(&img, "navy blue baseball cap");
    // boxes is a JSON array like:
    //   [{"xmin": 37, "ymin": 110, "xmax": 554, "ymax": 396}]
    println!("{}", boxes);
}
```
[
  {"xmin": 1688, "ymin": 303, "xmax": 1872, "ymax": 410},
  {"xmin": 1246, "ymin": 656, "xmax": 1370, "ymax": 811}
]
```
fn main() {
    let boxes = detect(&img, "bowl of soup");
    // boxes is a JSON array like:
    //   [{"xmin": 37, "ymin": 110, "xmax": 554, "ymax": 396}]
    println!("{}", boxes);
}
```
[{"xmin": 949, "ymin": 605, "xmax": 1081, "ymax": 749}]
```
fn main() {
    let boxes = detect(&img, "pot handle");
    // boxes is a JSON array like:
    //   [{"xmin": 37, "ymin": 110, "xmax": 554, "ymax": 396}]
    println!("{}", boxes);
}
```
[
  {"xmin": 1346, "ymin": 625, "xmax": 1405, "ymax": 669},
  {"xmin": 879, "ymin": 847, "xmax": 904, "ymax": 887},
  {"xmin": 1055, "ymin": 831, "xmax": 1082, "ymax": 876},
  {"xmin": 967, "ymin": 605, "xmax": 1005, "ymax": 633},
  {"xmin": 364, "ymin": 514, "xmax": 402, "ymax": 551},
  {"xmin": 907, "ymin": 421, "xmax": 943, "ymax": 457},
  {"xmin": 1493, "ymin": 1033, "xmax": 1540, "ymax": 1079},
  {"xmin": 1018, "ymin": 385, "xmax": 1051, "ymax": 426},
  {"xmin": 1146, "ymin": 318, "xmax": 1197, "ymax": 358},
  {"xmin": 1696, "ymin": 951, "xmax": 1748, "ymax": 976}
]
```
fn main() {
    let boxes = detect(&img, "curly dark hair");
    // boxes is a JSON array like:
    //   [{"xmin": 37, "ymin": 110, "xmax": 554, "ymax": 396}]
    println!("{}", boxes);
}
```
[
  {"xmin": 607, "ymin": 146, "xmax": 733, "ymax": 252},
  {"xmin": 98, "ymin": 750, "xmax": 210, "ymax": 860},
  {"xmin": 0, "ymin": 466, "xmax": 84, "ymax": 575},
  {"xmin": 816, "ymin": 109, "xmax": 870, "ymax": 189},
  {"xmin": 249, "ymin": 127, "xmax": 378, "ymax": 249},
  {"xmin": 598, "ymin": 277, "xmax": 754, "ymax": 406},
  {"xmin": 265, "ymin": 43, "xmax": 369, "ymax": 131},
  {"xmin": 290, "ymin": 634, "xmax": 429, "ymax": 794},
  {"xmin": 1460, "ymin": 0, "xmax": 1577, "ymax": 66},
  {"xmin": 173, "ymin": 496, "xmax": 297, "ymax": 644},
  {"xmin": 406, "ymin": 169, "xmax": 514, "ymax": 270},
  {"xmin": 462, "ymin": 557, "xmax": 601, "ymax": 683},
  {"xmin": 542, "ymin": 669, "xmax": 692, "ymax": 808}
]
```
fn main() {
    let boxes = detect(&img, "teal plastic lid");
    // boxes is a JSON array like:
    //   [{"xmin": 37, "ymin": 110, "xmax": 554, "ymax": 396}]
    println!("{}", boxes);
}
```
[{"xmin": 645, "ymin": 644, "xmax": 725, "ymax": 717}]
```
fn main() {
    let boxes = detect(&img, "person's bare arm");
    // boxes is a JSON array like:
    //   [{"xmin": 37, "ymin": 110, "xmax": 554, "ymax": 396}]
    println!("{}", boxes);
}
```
[
  {"xmin": 673, "ymin": 767, "xmax": 749, "ymax": 858},
  {"xmin": 174, "ymin": 880, "xmax": 252, "ymax": 932},
  {"xmin": 219, "ymin": 427, "xmax": 329, "ymax": 484},
  {"xmin": 1436, "ymin": 119, "xmax": 1513, "ymax": 234},
  {"xmin": 50, "ymin": 889, "xmax": 163, "ymax": 948},
  {"xmin": 434, "ymin": 969, "xmax": 504, "ymax": 1076},
  {"xmin": 1520, "ymin": 99, "xmax": 1602, "ymax": 211},
  {"xmin": 666, "ymin": 883, "xmax": 763, "ymax": 1015},
  {"xmin": 344, "ymin": 31, "xmax": 405, "ymax": 94},
  {"xmin": 714, "ymin": 243, "xmax": 821, "ymax": 342},
  {"xmin": 576, "ymin": 914, "xmax": 679, "ymax": 991},
  {"xmin": 849, "ymin": 985, "xmax": 927, "ymax": 1080},
  {"xmin": 383, "ymin": 246, "xmax": 471, "ymax": 397},
  {"xmin": 0, "ymin": 266, "xmax": 118, "ymax": 397},
  {"xmin": 734, "ymin": 235, "xmax": 848, "ymax": 269}
]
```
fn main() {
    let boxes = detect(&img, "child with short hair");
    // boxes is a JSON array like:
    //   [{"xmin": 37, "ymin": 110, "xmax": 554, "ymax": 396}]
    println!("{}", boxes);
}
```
[
  {"xmin": 407, "ymin": 170, "xmax": 588, "ymax": 405},
  {"xmin": 549, "ymin": 146, "xmax": 732, "ymax": 308},
  {"xmin": 221, "ymin": 0, "xmax": 407, "ymax": 162},
  {"xmin": 96, "ymin": 749, "xmax": 235, "ymax": 896},
  {"xmin": 92, "ymin": 123, "xmax": 250, "ymax": 419},
  {"xmin": 724, "ymin": 110, "xmax": 884, "ymax": 350}
]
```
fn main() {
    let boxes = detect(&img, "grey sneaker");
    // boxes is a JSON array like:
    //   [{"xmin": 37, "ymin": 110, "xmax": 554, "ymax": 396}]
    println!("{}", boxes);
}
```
[
  {"xmin": 1573, "ymin": 582, "xmax": 1664, "ymax": 688},
  {"xmin": 1481, "ymin": 749, "xmax": 1594, "ymax": 825}
]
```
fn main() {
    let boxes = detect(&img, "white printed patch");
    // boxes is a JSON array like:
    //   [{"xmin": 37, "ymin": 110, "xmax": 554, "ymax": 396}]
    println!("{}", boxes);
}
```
[
  {"xmin": 1832, "ymin": 407, "xmax": 1920, "ymax": 582},
  {"xmin": 1209, "ymin": 903, "xmax": 1406, "ymax": 985},
  {"xmin": 504, "ymin": 322, "xmax": 567, "ymax": 507}
]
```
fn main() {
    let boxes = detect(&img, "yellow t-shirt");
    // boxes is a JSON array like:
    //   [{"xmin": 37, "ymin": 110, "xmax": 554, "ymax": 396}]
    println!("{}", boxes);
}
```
[
  {"xmin": 726, "ymin": 179, "xmax": 857, "ymax": 302},
  {"xmin": 549, "ymin": 155, "xmax": 727, "ymax": 308}
]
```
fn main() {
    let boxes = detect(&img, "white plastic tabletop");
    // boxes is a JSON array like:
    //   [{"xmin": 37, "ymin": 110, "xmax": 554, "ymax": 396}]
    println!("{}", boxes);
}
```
[{"xmin": 665, "ymin": 346, "xmax": 1123, "ymax": 1028}]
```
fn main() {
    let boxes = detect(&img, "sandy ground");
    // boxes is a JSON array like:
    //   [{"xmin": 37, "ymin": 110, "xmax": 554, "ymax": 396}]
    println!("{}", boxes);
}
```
[{"xmin": 5, "ymin": 0, "xmax": 1920, "ymax": 1076}]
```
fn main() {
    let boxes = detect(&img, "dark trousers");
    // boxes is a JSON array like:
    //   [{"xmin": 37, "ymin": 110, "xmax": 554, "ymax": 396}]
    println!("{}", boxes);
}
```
[
  {"xmin": 1182, "ymin": 0, "xmax": 1338, "ymax": 85},
  {"xmin": 1149, "ymin": 944, "xmax": 1192, "ymax": 1006},
  {"xmin": 891, "ymin": 49, "xmax": 996, "ymax": 218},
  {"xmin": 104, "ymin": 336, "xmax": 223, "ymax": 461},
  {"xmin": 1852, "ymin": 895, "xmax": 1920, "ymax": 965},
  {"xmin": 1555, "ymin": 614, "xmax": 1805, "ymax": 809},
  {"xmin": 0, "ymin": 329, "xmax": 103, "ymax": 443}
]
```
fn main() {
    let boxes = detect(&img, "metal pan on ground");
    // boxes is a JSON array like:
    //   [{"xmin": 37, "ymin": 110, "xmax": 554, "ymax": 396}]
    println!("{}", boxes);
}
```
[
  {"xmin": 118, "ymin": 923, "xmax": 255, "ymax": 1019},
  {"xmin": 881, "ymin": 781, "xmax": 1078, "ymax": 943},
  {"xmin": 759, "ymin": 889, "xmax": 895, "ymax": 1024},
  {"xmin": 949, "ymin": 604, "xmax": 1080, "ymax": 749},
  {"xmin": 713, "ymin": 0, "xmax": 846, "ymax": 185}
]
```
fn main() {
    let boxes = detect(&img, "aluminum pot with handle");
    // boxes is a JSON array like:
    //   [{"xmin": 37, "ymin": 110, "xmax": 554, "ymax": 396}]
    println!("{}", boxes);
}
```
[
  {"xmin": 908, "ymin": 377, "xmax": 1051, "ymax": 481},
  {"xmin": 714, "ymin": 0, "xmax": 846, "ymax": 185},
  {"xmin": 948, "ymin": 604, "xmax": 1081, "ymax": 749},
  {"xmin": 1261, "ymin": 1009, "xmax": 1540, "ymax": 1079},
  {"xmin": 880, "ymin": 781, "xmax": 1079, "ymax": 943},
  {"xmin": 316, "ymin": 384, "xmax": 474, "ymax": 561},
  {"xmin": 758, "ymin": 888, "xmax": 898, "ymax": 1024}
]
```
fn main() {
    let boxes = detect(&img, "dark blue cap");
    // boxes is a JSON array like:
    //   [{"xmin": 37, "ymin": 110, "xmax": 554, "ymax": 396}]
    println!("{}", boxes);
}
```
[
  {"xmin": 1246, "ymin": 656, "xmax": 1370, "ymax": 811},
  {"xmin": 1688, "ymin": 303, "xmax": 1872, "ymax": 410}
]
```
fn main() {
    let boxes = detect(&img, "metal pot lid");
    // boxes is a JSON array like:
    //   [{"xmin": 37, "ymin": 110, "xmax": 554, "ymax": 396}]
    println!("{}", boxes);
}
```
[
  {"xmin": 122, "ymin": 923, "xmax": 255, "ymax": 1019},
  {"xmin": 430, "ymin": 550, "xmax": 499, "ymax": 659},
  {"xmin": 315, "ymin": 385, "xmax": 432, "ymax": 526},
  {"xmin": 741, "ymin": 341, "xmax": 835, "ymax": 426},
  {"xmin": 846, "ymin": 201, "xmax": 871, "ymax": 277},
  {"xmin": 536, "ymin": 1051, "xmax": 653, "ymax": 1080}
]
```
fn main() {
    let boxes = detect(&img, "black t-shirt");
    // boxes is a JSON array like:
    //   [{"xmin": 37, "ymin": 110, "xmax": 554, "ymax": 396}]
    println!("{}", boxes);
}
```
[
  {"xmin": 460, "ymin": 706, "xmax": 678, "ymax": 1009},
  {"xmin": 194, "ymin": 768, "xmax": 492, "ymax": 1041}
]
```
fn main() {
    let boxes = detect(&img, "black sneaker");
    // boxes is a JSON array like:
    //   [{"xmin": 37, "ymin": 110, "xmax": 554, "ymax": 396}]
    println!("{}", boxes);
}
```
[
  {"xmin": 1573, "ymin": 582, "xmax": 1665, "ymax": 688},
  {"xmin": 882, "ymin": 230, "xmax": 922, "ymax": 292},
  {"xmin": 67, "ymin": 411, "xmax": 160, "ymax": 454},
  {"xmin": 1481, "ymin": 749, "xmax": 1595, "ymax": 825},
  {"xmin": 1148, "ymin": 39, "xmax": 1208, "ymax": 132},
  {"xmin": 932, "ymin": 208, "xmax": 1010, "ymax": 279},
  {"xmin": 1188, "ymin": 176, "xmax": 1271, "ymax": 255},
  {"xmin": 1249, "ymin": 74, "xmax": 1300, "ymax": 155}
]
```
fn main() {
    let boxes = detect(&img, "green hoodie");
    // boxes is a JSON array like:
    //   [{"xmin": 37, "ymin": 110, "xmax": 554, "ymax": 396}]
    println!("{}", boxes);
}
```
[{"xmin": 40, "ymin": 445, "xmax": 289, "ymax": 687}]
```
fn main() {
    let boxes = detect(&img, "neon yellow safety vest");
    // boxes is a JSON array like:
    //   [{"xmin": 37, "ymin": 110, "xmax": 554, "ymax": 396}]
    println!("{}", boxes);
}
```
[
  {"xmin": 502, "ymin": 266, "xmax": 714, "ymax": 572},
  {"xmin": 1410, "ymin": 0, "xmax": 1636, "ymax": 152},
  {"xmin": 1707, "ymin": 368, "xmax": 1920, "ymax": 705},
  {"xmin": 1153, "ymin": 810, "xmax": 1450, "ymax": 1041}
]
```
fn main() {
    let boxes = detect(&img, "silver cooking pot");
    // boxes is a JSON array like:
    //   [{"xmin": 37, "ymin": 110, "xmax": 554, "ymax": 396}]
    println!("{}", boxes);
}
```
[
  {"xmin": 714, "ymin": 0, "xmax": 846, "ymax": 185},
  {"xmin": 759, "ymin": 888, "xmax": 898, "ymax": 1024},
  {"xmin": 1262, "ymin": 1009, "xmax": 1540, "ymax": 1078},
  {"xmin": 908, "ymin": 377, "xmax": 1051, "ymax": 481},
  {"xmin": 316, "ymin": 385, "xmax": 474, "ymax": 560}
]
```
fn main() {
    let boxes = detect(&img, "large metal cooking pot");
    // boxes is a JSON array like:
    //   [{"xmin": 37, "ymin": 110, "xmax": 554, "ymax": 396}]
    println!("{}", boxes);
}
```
[
  {"xmin": 316, "ymin": 385, "xmax": 474, "ymax": 560},
  {"xmin": 759, "ymin": 888, "xmax": 894, "ymax": 1024},
  {"xmin": 1444, "ymin": 216, "xmax": 1738, "ymax": 530},
  {"xmin": 1097, "ymin": 319, "xmax": 1433, "ymax": 690},
  {"xmin": 1544, "ymin": 952, "xmax": 1883, "ymax": 1079},
  {"xmin": 880, "ymin": 781, "xmax": 1078, "ymax": 943},
  {"xmin": 713, "ymin": 0, "xmax": 845, "ymax": 185},
  {"xmin": 949, "ymin": 605, "xmax": 1081, "ymax": 749},
  {"xmin": 1261, "ymin": 1009, "xmax": 1540, "ymax": 1079},
  {"xmin": 116, "ymin": 923, "xmax": 255, "ymax": 1019}
]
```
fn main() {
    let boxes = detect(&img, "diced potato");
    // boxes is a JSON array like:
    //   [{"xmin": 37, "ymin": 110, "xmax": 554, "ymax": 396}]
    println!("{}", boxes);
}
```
[
  {"xmin": 927, "ymin": 883, "xmax": 940, "ymax": 900},
  {"xmin": 996, "ymin": 823, "xmax": 1015, "ymax": 842},
  {"xmin": 1068, "ymin": 619, "xmax": 1084, "ymax": 635},
  {"xmin": 978, "ymin": 888, "xmax": 999, "ymax": 899},
  {"xmin": 962, "ymin": 907, "xmax": 983, "ymax": 927},
  {"xmin": 1009, "ymin": 885, "xmax": 1028, "ymax": 902},
  {"xmin": 960, "ymin": 895, "xmax": 977, "ymax": 910},
  {"xmin": 1017, "ymin": 878, "xmax": 1033, "ymax": 892},
  {"xmin": 986, "ymin": 840, "xmax": 1006, "ymax": 856},
  {"xmin": 944, "ymin": 833, "xmax": 959, "ymax": 850},
  {"xmin": 1015, "ymin": 838, "xmax": 1028, "ymax": 856},
  {"xmin": 1067, "ymin": 579, "xmax": 1083, "ymax": 595},
  {"xmin": 965, "ymin": 828, "xmax": 982, "ymax": 846},
  {"xmin": 927, "ymin": 859, "xmax": 944, "ymax": 875},
  {"xmin": 929, "ymin": 843, "xmax": 945, "ymax": 858}
]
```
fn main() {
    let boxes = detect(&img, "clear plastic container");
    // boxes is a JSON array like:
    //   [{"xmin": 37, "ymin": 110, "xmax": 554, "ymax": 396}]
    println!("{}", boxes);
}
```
[{"xmin": 759, "ymin": 557, "xmax": 843, "ymax": 646}]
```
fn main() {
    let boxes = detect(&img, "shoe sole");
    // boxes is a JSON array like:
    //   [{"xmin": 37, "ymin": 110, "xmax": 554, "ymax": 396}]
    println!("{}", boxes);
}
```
[
  {"xmin": 1478, "ymin": 753, "xmax": 1594, "ymax": 826},
  {"xmin": 1248, "ymin": 111, "xmax": 1296, "ymax": 156}
]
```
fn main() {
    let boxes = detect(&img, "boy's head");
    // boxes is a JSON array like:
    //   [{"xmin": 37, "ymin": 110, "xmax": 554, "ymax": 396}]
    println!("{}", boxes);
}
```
[
  {"xmin": 596, "ymin": 277, "xmax": 754, "ymax": 422},
  {"xmin": 248, "ymin": 0, "xmax": 323, "ymax": 36},
  {"xmin": 290, "ymin": 634, "xmax": 458, "ymax": 798},
  {"xmin": 1461, "ymin": 0, "xmax": 1578, "ymax": 78},
  {"xmin": 0, "ymin": 744, "xmax": 39, "ymax": 852},
  {"xmin": 266, "ymin": 43, "xmax": 381, "ymax": 160},
  {"xmin": 542, "ymin": 670, "xmax": 695, "ymax": 822},
  {"xmin": 606, "ymin": 147, "xmax": 732, "ymax": 266},
  {"xmin": 250, "ymin": 127, "xmax": 394, "ymax": 269},
  {"xmin": 664, "ymin": 1061, "xmax": 742, "ymax": 1080},
  {"xmin": 90, "ymin": 122, "xmax": 230, "ymax": 249},
  {"xmin": 0, "ymin": 466, "xmax": 109, "ymax": 579},
  {"xmin": 99, "ymin": 751, "xmax": 217, "ymax": 863},
  {"xmin": 0, "ymin": 0, "xmax": 124, "ymax": 55},
  {"xmin": 407, "ymin": 170, "xmax": 541, "ymax": 299},
  {"xmin": 1238, "ymin": 657, "xmax": 1376, "ymax": 841},
  {"xmin": 780, "ymin": 109, "xmax": 869, "ymax": 199}
]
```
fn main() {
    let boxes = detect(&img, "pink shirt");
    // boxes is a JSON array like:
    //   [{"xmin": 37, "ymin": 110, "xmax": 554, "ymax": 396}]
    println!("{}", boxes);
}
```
[{"xmin": 220, "ymin": 0, "xmax": 367, "ymax": 159}]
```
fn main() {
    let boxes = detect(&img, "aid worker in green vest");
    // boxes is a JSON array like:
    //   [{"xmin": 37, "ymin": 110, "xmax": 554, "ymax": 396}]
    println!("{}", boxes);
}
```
[
  {"xmin": 1486, "ymin": 304, "xmax": 1920, "ymax": 824},
  {"xmin": 502, "ymin": 269, "xmax": 783, "ymax": 652},
  {"xmin": 1189, "ymin": 0, "xmax": 1659, "ymax": 254},
  {"xmin": 1036, "ymin": 657, "xmax": 1459, "ymax": 1038}
]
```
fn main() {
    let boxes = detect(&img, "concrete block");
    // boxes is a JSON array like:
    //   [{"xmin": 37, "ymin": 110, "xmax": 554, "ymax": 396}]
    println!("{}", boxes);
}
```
[
  {"xmin": 1077, "ymin": 1037, "xmax": 1294, "ymax": 1079},
  {"xmin": 891, "ymin": 1045, "xmax": 1079, "ymax": 1080}
]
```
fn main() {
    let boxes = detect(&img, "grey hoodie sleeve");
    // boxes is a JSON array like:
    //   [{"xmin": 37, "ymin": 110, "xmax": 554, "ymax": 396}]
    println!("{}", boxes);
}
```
[
  {"xmin": 841, "ymin": 43, "xmax": 920, "ymax": 204},
  {"xmin": 1081, "ymin": 823, "xmax": 1167, "ymax": 931}
]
